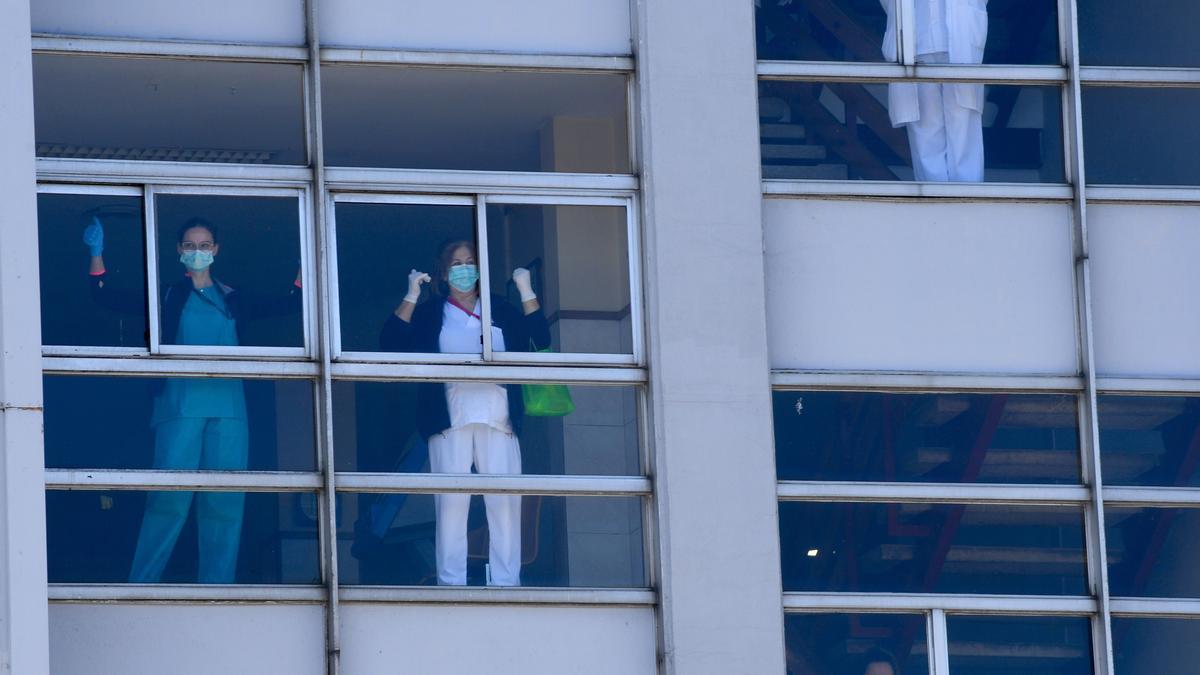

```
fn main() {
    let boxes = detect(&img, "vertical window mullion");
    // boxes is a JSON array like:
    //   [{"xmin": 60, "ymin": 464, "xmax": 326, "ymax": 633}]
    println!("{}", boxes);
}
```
[
  {"xmin": 144, "ymin": 185, "xmax": 162, "ymax": 355},
  {"xmin": 898, "ymin": 0, "xmax": 917, "ymax": 67},
  {"xmin": 930, "ymin": 609, "xmax": 951, "ymax": 675},
  {"xmin": 477, "ymin": 194, "xmax": 494, "ymax": 361}
]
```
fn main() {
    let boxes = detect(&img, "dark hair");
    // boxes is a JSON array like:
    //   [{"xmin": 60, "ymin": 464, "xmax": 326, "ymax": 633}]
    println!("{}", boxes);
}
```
[
  {"xmin": 862, "ymin": 648, "xmax": 899, "ymax": 675},
  {"xmin": 177, "ymin": 217, "xmax": 219, "ymax": 244},
  {"xmin": 432, "ymin": 239, "xmax": 476, "ymax": 296}
]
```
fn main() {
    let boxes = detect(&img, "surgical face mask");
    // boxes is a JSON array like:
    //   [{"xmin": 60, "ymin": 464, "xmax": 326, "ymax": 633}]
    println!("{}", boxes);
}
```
[
  {"xmin": 180, "ymin": 249, "xmax": 215, "ymax": 271},
  {"xmin": 447, "ymin": 264, "xmax": 479, "ymax": 292}
]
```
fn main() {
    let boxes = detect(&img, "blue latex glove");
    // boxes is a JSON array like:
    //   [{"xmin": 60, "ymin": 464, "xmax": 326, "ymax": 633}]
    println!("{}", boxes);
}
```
[{"xmin": 82, "ymin": 217, "xmax": 104, "ymax": 257}]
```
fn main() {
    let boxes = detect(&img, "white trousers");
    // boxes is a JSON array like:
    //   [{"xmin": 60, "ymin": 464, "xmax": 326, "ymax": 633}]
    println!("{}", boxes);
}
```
[
  {"xmin": 429, "ymin": 424, "xmax": 522, "ymax": 586},
  {"xmin": 905, "ymin": 54, "xmax": 985, "ymax": 182}
]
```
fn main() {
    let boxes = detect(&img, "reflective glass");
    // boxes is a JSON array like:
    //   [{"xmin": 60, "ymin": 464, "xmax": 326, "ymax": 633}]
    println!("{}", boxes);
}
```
[
  {"xmin": 1112, "ymin": 617, "xmax": 1200, "ymax": 675},
  {"xmin": 155, "ymin": 194, "xmax": 304, "ymax": 349},
  {"xmin": 779, "ymin": 502, "xmax": 1087, "ymax": 594},
  {"xmin": 44, "ymin": 375, "xmax": 316, "ymax": 471},
  {"xmin": 486, "ymin": 204, "xmax": 632, "ymax": 356},
  {"xmin": 46, "ymin": 490, "xmax": 320, "ymax": 584},
  {"xmin": 322, "ymin": 66, "xmax": 631, "ymax": 173},
  {"xmin": 1079, "ymin": 0, "xmax": 1200, "ymax": 67},
  {"xmin": 333, "ymin": 201, "xmax": 475, "ymax": 354},
  {"xmin": 1106, "ymin": 506, "xmax": 1200, "ymax": 598},
  {"xmin": 1099, "ymin": 395, "xmax": 1200, "ymax": 487},
  {"xmin": 332, "ymin": 382, "xmax": 641, "ymax": 476},
  {"xmin": 33, "ymin": 55, "xmax": 306, "ymax": 164},
  {"xmin": 339, "ymin": 494, "xmax": 645, "ymax": 587},
  {"xmin": 1082, "ymin": 87, "xmax": 1200, "ymax": 186},
  {"xmin": 784, "ymin": 613, "xmax": 929, "ymax": 675},
  {"xmin": 39, "ymin": 191, "xmax": 147, "ymax": 348},
  {"xmin": 759, "ymin": 81, "xmax": 1064, "ymax": 182},
  {"xmin": 774, "ymin": 392, "xmax": 1080, "ymax": 483},
  {"xmin": 946, "ymin": 615, "xmax": 1093, "ymax": 674},
  {"xmin": 756, "ymin": 0, "xmax": 1058, "ymax": 65}
]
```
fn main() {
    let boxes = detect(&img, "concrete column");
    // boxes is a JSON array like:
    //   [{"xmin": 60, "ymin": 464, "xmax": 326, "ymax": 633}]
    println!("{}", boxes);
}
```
[
  {"xmin": 0, "ymin": 0, "xmax": 51, "ymax": 672},
  {"xmin": 634, "ymin": 1, "xmax": 785, "ymax": 673}
]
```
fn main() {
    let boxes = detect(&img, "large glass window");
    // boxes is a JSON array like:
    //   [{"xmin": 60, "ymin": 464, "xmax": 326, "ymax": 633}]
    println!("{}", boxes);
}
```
[
  {"xmin": 1099, "ymin": 395, "xmax": 1200, "ymax": 487},
  {"xmin": 1106, "ymin": 506, "xmax": 1200, "ymax": 598},
  {"xmin": 1082, "ymin": 87, "xmax": 1200, "ymax": 186},
  {"xmin": 774, "ymin": 391, "xmax": 1081, "ymax": 483},
  {"xmin": 784, "ymin": 613, "xmax": 929, "ymax": 675},
  {"xmin": 1112, "ymin": 617, "xmax": 1200, "ymax": 675},
  {"xmin": 321, "ymin": 67, "xmax": 630, "ymax": 173},
  {"xmin": 945, "ymin": 615, "xmax": 1093, "ymax": 674},
  {"xmin": 33, "ymin": 55, "xmax": 306, "ymax": 165},
  {"xmin": 1078, "ymin": 0, "xmax": 1200, "ymax": 67}
]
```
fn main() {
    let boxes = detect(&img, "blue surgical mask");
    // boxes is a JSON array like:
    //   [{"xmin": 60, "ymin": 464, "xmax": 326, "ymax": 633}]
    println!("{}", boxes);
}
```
[
  {"xmin": 447, "ymin": 264, "xmax": 479, "ymax": 292},
  {"xmin": 180, "ymin": 249, "xmax": 215, "ymax": 271}
]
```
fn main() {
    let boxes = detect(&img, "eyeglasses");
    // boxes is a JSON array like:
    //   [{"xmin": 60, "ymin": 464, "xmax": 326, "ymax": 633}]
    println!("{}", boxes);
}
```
[{"xmin": 180, "ymin": 242, "xmax": 215, "ymax": 252}]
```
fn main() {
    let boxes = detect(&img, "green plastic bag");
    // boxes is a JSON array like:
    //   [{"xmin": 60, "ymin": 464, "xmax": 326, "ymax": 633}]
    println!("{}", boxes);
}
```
[{"xmin": 522, "ymin": 346, "xmax": 575, "ymax": 416}]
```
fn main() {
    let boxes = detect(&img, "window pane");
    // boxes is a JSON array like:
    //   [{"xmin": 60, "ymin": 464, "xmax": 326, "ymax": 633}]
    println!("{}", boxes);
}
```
[
  {"xmin": 33, "ymin": 55, "xmax": 306, "ymax": 165},
  {"xmin": 39, "ymin": 191, "xmax": 147, "ymax": 348},
  {"xmin": 1106, "ymin": 506, "xmax": 1200, "ymax": 598},
  {"xmin": 784, "ymin": 613, "xmax": 929, "ymax": 675},
  {"xmin": 155, "ymin": 194, "xmax": 304, "ymax": 349},
  {"xmin": 486, "ymin": 203, "xmax": 632, "ymax": 356},
  {"xmin": 332, "ymin": 382, "xmax": 641, "ymax": 476},
  {"xmin": 1113, "ymin": 617, "xmax": 1200, "ymax": 675},
  {"xmin": 44, "ymin": 375, "xmax": 316, "ymax": 471},
  {"xmin": 946, "ymin": 615, "xmax": 1093, "ymax": 674},
  {"xmin": 1099, "ymin": 396, "xmax": 1200, "ymax": 487},
  {"xmin": 339, "ymin": 494, "xmax": 644, "ymax": 587},
  {"xmin": 1082, "ymin": 87, "xmax": 1200, "ymax": 186},
  {"xmin": 774, "ymin": 392, "xmax": 1080, "ymax": 483},
  {"xmin": 46, "ymin": 490, "xmax": 320, "ymax": 584},
  {"xmin": 756, "ymin": 0, "xmax": 1058, "ymax": 65},
  {"xmin": 1079, "ymin": 0, "xmax": 1200, "ymax": 67},
  {"xmin": 779, "ymin": 502, "xmax": 1087, "ymax": 594},
  {"xmin": 759, "ymin": 81, "xmax": 1064, "ymax": 182},
  {"xmin": 322, "ymin": 67, "xmax": 630, "ymax": 173},
  {"xmin": 334, "ymin": 201, "xmax": 475, "ymax": 355}
]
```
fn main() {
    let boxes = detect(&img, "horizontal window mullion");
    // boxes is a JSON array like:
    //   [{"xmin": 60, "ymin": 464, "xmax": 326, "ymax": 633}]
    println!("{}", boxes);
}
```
[
  {"xmin": 770, "ymin": 370, "xmax": 1084, "ymax": 393},
  {"xmin": 1103, "ymin": 487, "xmax": 1200, "ymax": 507},
  {"xmin": 320, "ymin": 47, "xmax": 633, "ymax": 73},
  {"xmin": 1110, "ymin": 598, "xmax": 1200, "ymax": 618},
  {"xmin": 1080, "ymin": 67, "xmax": 1200, "ymax": 87},
  {"xmin": 337, "ymin": 473, "xmax": 650, "ymax": 496},
  {"xmin": 44, "ymin": 469, "xmax": 322, "ymax": 491},
  {"xmin": 777, "ymin": 481, "xmax": 1090, "ymax": 506},
  {"xmin": 1085, "ymin": 187, "xmax": 1200, "ymax": 205},
  {"xmin": 763, "ymin": 180, "xmax": 1075, "ymax": 201},
  {"xmin": 757, "ymin": 61, "xmax": 1067, "ymax": 83},
  {"xmin": 48, "ymin": 583, "xmax": 325, "ymax": 603},
  {"xmin": 783, "ymin": 592, "xmax": 1096, "ymax": 614},
  {"xmin": 43, "ymin": 356, "xmax": 319, "ymax": 378},
  {"xmin": 331, "ymin": 361, "xmax": 645, "ymax": 385},
  {"xmin": 32, "ymin": 36, "xmax": 309, "ymax": 63},
  {"xmin": 339, "ymin": 586, "xmax": 654, "ymax": 606},
  {"xmin": 36, "ymin": 158, "xmax": 312, "ymax": 186},
  {"xmin": 324, "ymin": 167, "xmax": 637, "ymax": 195}
]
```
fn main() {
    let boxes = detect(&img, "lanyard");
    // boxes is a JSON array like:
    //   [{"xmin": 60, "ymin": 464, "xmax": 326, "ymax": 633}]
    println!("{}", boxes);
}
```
[{"xmin": 447, "ymin": 297, "xmax": 481, "ymax": 320}]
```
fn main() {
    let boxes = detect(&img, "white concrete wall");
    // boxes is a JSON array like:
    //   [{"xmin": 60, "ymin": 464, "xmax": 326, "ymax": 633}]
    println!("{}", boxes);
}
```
[
  {"xmin": 764, "ymin": 198, "xmax": 1079, "ymax": 374},
  {"xmin": 339, "ymin": 605, "xmax": 656, "ymax": 674},
  {"xmin": 636, "ymin": 0, "xmax": 786, "ymax": 672},
  {"xmin": 30, "ymin": 0, "xmax": 305, "ymax": 45},
  {"xmin": 0, "ymin": 0, "xmax": 50, "ymax": 671},
  {"xmin": 1090, "ymin": 204, "xmax": 1200, "ymax": 378},
  {"xmin": 319, "ymin": 0, "xmax": 631, "ymax": 54},
  {"xmin": 49, "ymin": 604, "xmax": 325, "ymax": 675}
]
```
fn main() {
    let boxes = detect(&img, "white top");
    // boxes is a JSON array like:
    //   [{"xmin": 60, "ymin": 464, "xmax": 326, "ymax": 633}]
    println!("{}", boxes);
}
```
[{"xmin": 439, "ymin": 298, "xmax": 512, "ymax": 432}]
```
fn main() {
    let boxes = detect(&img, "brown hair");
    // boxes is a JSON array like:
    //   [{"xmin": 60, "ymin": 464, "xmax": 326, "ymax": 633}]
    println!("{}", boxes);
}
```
[{"xmin": 432, "ymin": 239, "xmax": 477, "ymax": 296}]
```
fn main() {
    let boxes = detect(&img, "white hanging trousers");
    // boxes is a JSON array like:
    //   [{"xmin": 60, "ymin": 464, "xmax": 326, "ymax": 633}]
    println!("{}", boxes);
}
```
[
  {"xmin": 904, "ymin": 52, "xmax": 985, "ymax": 182},
  {"xmin": 429, "ymin": 423, "xmax": 522, "ymax": 586}
]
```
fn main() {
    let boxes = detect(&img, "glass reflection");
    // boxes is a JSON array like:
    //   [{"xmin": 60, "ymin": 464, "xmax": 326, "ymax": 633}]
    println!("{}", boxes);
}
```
[
  {"xmin": 774, "ymin": 392, "xmax": 1080, "ymax": 483},
  {"xmin": 322, "ymin": 66, "xmax": 630, "ymax": 173},
  {"xmin": 784, "ymin": 613, "xmax": 929, "ymax": 675},
  {"xmin": 340, "ymin": 494, "xmax": 645, "ymax": 587},
  {"xmin": 44, "ymin": 375, "xmax": 316, "ymax": 471},
  {"xmin": 46, "ymin": 490, "xmax": 320, "ymax": 584},
  {"xmin": 779, "ymin": 502, "xmax": 1087, "ymax": 594},
  {"xmin": 1079, "ymin": 0, "xmax": 1200, "ymax": 67},
  {"xmin": 39, "ymin": 192, "xmax": 148, "ymax": 348},
  {"xmin": 759, "ymin": 81, "xmax": 1063, "ymax": 182},
  {"xmin": 33, "ymin": 55, "xmax": 306, "ymax": 164},
  {"xmin": 154, "ymin": 194, "xmax": 304, "ymax": 348},
  {"xmin": 1099, "ymin": 396, "xmax": 1200, "ymax": 487},
  {"xmin": 1113, "ymin": 617, "xmax": 1200, "ymax": 675},
  {"xmin": 946, "ymin": 615, "xmax": 1093, "ymax": 674},
  {"xmin": 1083, "ymin": 87, "xmax": 1200, "ymax": 186},
  {"xmin": 486, "ymin": 204, "xmax": 632, "ymax": 356},
  {"xmin": 1106, "ymin": 506, "xmax": 1200, "ymax": 598}
]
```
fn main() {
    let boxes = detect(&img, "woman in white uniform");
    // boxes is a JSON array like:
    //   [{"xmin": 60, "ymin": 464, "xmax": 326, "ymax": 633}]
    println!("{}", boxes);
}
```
[{"xmin": 380, "ymin": 240, "xmax": 550, "ymax": 586}]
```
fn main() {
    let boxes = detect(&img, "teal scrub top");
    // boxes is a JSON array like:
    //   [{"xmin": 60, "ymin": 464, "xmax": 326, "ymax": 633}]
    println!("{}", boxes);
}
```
[{"xmin": 152, "ymin": 286, "xmax": 247, "ymax": 425}]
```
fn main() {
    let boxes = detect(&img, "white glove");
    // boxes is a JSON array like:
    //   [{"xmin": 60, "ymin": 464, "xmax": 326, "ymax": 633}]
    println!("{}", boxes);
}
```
[
  {"xmin": 512, "ymin": 267, "xmax": 536, "ymax": 302},
  {"xmin": 404, "ymin": 269, "xmax": 431, "ymax": 304}
]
